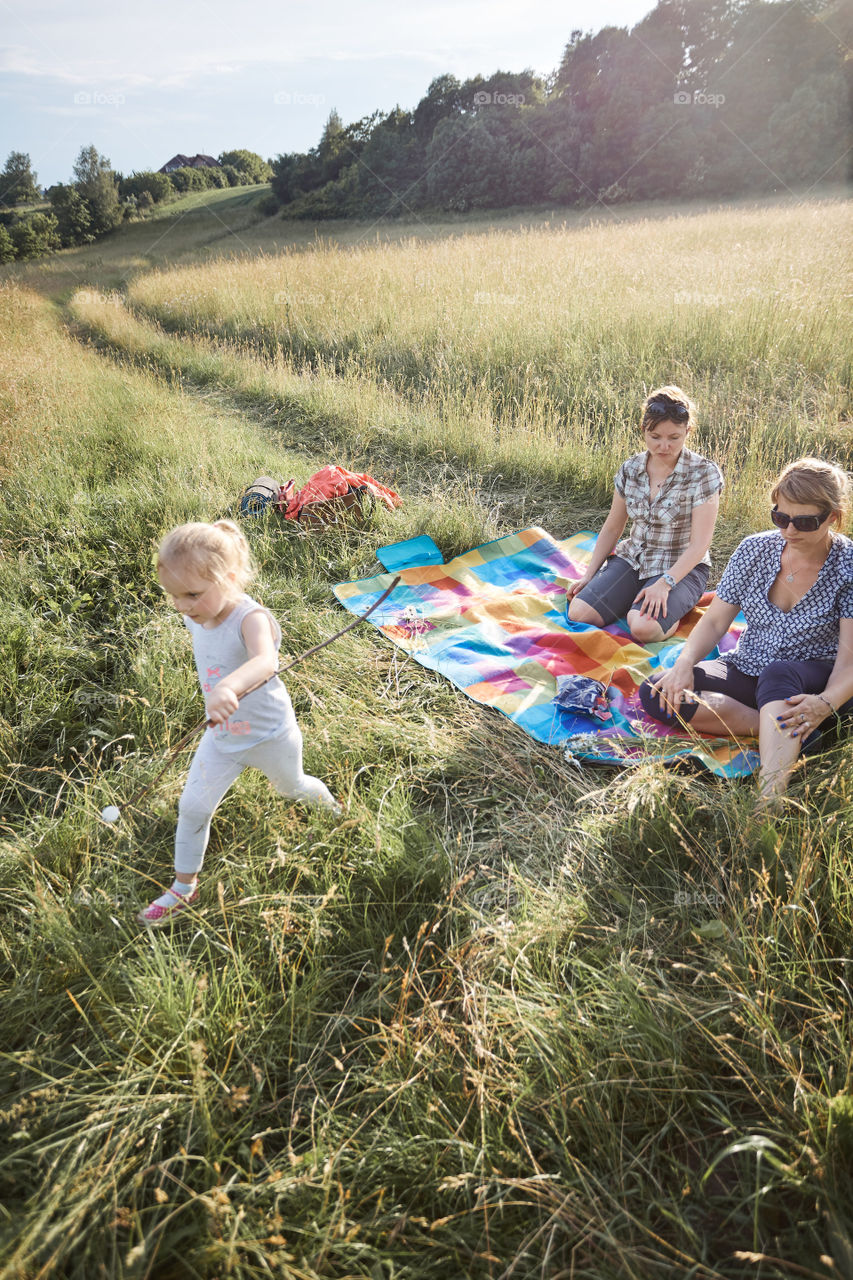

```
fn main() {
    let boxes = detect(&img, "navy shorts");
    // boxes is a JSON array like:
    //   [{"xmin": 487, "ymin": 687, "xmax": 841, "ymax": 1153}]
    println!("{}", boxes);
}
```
[
  {"xmin": 572, "ymin": 556, "xmax": 709, "ymax": 630},
  {"xmin": 640, "ymin": 657, "xmax": 853, "ymax": 745}
]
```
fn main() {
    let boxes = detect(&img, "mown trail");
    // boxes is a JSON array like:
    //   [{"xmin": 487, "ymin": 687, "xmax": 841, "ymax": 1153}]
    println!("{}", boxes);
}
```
[
  {"xmin": 68, "ymin": 288, "xmax": 594, "ymax": 546},
  {"xmin": 1, "ymin": 190, "xmax": 852, "ymax": 1279}
]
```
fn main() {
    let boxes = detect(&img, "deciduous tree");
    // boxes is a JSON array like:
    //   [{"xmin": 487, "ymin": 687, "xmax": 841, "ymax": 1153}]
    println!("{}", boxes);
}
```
[
  {"xmin": 72, "ymin": 145, "xmax": 122, "ymax": 234},
  {"xmin": 48, "ymin": 183, "xmax": 94, "ymax": 246},
  {"xmin": 217, "ymin": 150, "xmax": 273, "ymax": 183},
  {"xmin": 0, "ymin": 151, "xmax": 39, "ymax": 206}
]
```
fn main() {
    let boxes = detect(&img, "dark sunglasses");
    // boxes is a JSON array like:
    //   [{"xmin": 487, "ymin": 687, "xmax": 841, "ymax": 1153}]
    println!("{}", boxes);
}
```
[
  {"xmin": 646, "ymin": 399, "xmax": 689, "ymax": 422},
  {"xmin": 770, "ymin": 506, "xmax": 832, "ymax": 532}
]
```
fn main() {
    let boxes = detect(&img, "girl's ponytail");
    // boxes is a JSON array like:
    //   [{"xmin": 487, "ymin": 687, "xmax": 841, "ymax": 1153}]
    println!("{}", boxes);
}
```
[
  {"xmin": 158, "ymin": 521, "xmax": 254, "ymax": 590},
  {"xmin": 213, "ymin": 519, "xmax": 243, "ymax": 539}
]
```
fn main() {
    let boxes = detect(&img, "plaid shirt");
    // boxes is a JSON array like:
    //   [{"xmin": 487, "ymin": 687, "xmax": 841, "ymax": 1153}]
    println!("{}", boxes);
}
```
[{"xmin": 613, "ymin": 447, "xmax": 723, "ymax": 576}]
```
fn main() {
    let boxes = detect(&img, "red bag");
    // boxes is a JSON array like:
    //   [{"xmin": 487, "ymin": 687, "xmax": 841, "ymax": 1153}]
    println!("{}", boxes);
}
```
[{"xmin": 285, "ymin": 465, "xmax": 402, "ymax": 525}]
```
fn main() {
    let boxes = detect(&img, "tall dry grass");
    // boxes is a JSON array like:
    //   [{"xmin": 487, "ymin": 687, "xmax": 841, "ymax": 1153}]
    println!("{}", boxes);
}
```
[
  {"xmin": 2, "ymin": 191, "xmax": 853, "ymax": 1278},
  {"xmin": 127, "ymin": 198, "xmax": 851, "ymax": 487}
]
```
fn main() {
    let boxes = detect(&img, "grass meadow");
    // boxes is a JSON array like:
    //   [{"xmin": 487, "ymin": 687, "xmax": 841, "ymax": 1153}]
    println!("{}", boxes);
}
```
[{"xmin": 1, "ymin": 186, "xmax": 852, "ymax": 1279}]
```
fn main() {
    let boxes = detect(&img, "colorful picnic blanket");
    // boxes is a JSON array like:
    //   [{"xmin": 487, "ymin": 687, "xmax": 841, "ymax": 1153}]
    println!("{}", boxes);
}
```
[{"xmin": 333, "ymin": 527, "xmax": 760, "ymax": 776}]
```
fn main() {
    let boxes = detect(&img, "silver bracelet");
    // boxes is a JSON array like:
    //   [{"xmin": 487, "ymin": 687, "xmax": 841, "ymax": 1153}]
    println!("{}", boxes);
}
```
[{"xmin": 817, "ymin": 694, "xmax": 836, "ymax": 716}]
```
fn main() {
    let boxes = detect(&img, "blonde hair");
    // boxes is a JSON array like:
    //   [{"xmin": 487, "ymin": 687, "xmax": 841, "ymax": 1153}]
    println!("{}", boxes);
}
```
[
  {"xmin": 157, "ymin": 520, "xmax": 254, "ymax": 591},
  {"xmin": 640, "ymin": 384, "xmax": 695, "ymax": 432},
  {"xmin": 771, "ymin": 457, "xmax": 851, "ymax": 521}
]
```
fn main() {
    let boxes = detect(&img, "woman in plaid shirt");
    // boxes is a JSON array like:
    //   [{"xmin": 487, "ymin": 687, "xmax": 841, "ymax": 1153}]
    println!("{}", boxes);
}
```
[{"xmin": 567, "ymin": 386, "xmax": 723, "ymax": 643}]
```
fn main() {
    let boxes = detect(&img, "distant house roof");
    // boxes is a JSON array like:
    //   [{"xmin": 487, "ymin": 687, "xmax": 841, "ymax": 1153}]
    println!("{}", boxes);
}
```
[
  {"xmin": 159, "ymin": 154, "xmax": 191, "ymax": 173},
  {"xmin": 158, "ymin": 154, "xmax": 221, "ymax": 174}
]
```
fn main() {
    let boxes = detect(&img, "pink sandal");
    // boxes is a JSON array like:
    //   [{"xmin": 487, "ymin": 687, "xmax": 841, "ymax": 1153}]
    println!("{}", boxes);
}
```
[{"xmin": 137, "ymin": 886, "xmax": 199, "ymax": 927}]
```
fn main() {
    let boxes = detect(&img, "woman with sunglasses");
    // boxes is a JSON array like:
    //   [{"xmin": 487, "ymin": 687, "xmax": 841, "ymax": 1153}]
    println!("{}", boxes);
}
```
[
  {"xmin": 641, "ymin": 457, "xmax": 853, "ymax": 805},
  {"xmin": 567, "ymin": 386, "xmax": 722, "ymax": 643}
]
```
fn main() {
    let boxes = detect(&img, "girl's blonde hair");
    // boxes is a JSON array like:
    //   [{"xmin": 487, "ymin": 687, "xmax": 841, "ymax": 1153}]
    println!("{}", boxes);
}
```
[
  {"xmin": 640, "ymin": 384, "xmax": 695, "ymax": 432},
  {"xmin": 157, "ymin": 521, "xmax": 254, "ymax": 591},
  {"xmin": 771, "ymin": 457, "xmax": 851, "ymax": 521}
]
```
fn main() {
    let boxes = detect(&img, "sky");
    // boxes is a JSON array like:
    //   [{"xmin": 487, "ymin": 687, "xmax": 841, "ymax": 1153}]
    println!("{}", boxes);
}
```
[{"xmin": 1, "ymin": 0, "xmax": 658, "ymax": 188}]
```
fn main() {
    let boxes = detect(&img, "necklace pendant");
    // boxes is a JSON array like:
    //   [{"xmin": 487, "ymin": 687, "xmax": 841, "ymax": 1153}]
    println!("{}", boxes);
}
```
[{"xmin": 785, "ymin": 572, "xmax": 795, "ymax": 583}]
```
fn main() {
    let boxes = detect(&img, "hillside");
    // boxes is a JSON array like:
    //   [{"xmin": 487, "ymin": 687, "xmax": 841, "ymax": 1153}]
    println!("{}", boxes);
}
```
[{"xmin": 1, "ymin": 191, "xmax": 852, "ymax": 1279}]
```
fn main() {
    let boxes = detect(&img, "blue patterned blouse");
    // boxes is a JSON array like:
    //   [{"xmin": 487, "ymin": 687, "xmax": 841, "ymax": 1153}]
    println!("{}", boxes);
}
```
[{"xmin": 716, "ymin": 531, "xmax": 853, "ymax": 676}]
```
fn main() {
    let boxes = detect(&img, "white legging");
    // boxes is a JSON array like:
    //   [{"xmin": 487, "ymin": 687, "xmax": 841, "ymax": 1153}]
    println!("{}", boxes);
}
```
[{"xmin": 174, "ymin": 725, "xmax": 338, "ymax": 875}]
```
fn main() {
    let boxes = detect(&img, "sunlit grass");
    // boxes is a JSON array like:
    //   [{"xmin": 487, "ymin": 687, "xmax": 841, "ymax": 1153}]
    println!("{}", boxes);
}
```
[
  {"xmin": 126, "ymin": 197, "xmax": 851, "ymax": 470},
  {"xmin": 1, "ymin": 190, "xmax": 852, "ymax": 1278}
]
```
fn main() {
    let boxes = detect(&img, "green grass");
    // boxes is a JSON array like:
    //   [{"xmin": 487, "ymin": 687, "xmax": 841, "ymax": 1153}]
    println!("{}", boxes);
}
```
[{"xmin": 1, "ymin": 191, "xmax": 852, "ymax": 1279}]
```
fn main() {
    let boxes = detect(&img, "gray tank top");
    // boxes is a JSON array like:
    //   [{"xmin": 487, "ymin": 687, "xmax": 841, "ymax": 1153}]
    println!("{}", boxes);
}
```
[{"xmin": 185, "ymin": 594, "xmax": 296, "ymax": 751}]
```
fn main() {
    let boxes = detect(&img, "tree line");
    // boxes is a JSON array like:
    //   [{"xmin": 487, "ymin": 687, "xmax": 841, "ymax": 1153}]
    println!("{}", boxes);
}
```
[
  {"xmin": 0, "ymin": 148, "xmax": 272, "ymax": 262},
  {"xmin": 2, "ymin": 0, "xmax": 848, "ymax": 262},
  {"xmin": 268, "ymin": 0, "xmax": 851, "ymax": 219}
]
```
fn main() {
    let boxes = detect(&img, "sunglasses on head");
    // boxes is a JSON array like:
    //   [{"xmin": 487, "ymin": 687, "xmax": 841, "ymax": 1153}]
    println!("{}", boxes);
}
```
[
  {"xmin": 770, "ymin": 506, "xmax": 832, "ymax": 532},
  {"xmin": 646, "ymin": 399, "xmax": 689, "ymax": 422}
]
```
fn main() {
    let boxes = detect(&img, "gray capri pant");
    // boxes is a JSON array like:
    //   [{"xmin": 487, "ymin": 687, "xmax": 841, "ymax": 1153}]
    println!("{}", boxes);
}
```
[
  {"xmin": 572, "ymin": 555, "xmax": 709, "ymax": 630},
  {"xmin": 174, "ymin": 725, "xmax": 338, "ymax": 875}
]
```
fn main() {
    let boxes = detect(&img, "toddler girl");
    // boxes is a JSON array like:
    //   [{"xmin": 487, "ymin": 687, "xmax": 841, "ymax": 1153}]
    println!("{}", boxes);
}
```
[{"xmin": 138, "ymin": 520, "xmax": 340, "ymax": 926}]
